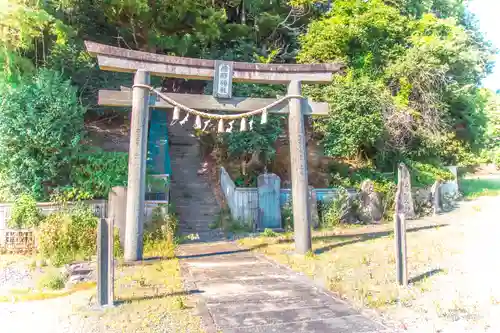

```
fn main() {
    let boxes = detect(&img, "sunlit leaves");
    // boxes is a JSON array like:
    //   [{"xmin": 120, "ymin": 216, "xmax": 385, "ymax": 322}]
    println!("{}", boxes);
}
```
[
  {"xmin": 299, "ymin": 0, "xmax": 494, "ymax": 167},
  {"xmin": 0, "ymin": 69, "xmax": 85, "ymax": 199}
]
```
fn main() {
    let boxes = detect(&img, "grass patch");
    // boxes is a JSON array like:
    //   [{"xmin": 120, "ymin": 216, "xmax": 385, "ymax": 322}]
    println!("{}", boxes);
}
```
[
  {"xmin": 1, "ymin": 208, "xmax": 203, "ymax": 331},
  {"xmin": 37, "ymin": 271, "xmax": 66, "ymax": 290},
  {"xmin": 261, "ymin": 228, "xmax": 279, "ymax": 238},
  {"xmin": 85, "ymin": 205, "xmax": 203, "ymax": 331},
  {"xmin": 75, "ymin": 240, "xmax": 203, "ymax": 332},
  {"xmin": 460, "ymin": 177, "xmax": 500, "ymax": 199},
  {"xmin": 239, "ymin": 221, "xmax": 454, "ymax": 311},
  {"xmin": 212, "ymin": 207, "xmax": 253, "ymax": 235}
]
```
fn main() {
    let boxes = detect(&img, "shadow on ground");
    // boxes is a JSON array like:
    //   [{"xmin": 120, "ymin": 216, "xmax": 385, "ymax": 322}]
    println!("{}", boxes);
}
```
[
  {"xmin": 124, "ymin": 224, "xmax": 448, "ymax": 265},
  {"xmin": 311, "ymin": 224, "xmax": 449, "ymax": 255},
  {"xmin": 115, "ymin": 289, "xmax": 204, "ymax": 305},
  {"xmin": 176, "ymin": 243, "xmax": 269, "ymax": 259},
  {"xmin": 131, "ymin": 243, "xmax": 270, "ymax": 262},
  {"xmin": 409, "ymin": 268, "xmax": 445, "ymax": 284}
]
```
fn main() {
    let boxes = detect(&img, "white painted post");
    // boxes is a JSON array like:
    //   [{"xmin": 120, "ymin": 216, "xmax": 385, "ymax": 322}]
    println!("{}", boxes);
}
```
[{"xmin": 124, "ymin": 70, "xmax": 150, "ymax": 262}]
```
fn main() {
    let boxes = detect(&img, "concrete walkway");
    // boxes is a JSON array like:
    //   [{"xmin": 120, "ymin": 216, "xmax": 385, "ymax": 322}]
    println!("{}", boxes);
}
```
[{"xmin": 178, "ymin": 242, "xmax": 391, "ymax": 333}]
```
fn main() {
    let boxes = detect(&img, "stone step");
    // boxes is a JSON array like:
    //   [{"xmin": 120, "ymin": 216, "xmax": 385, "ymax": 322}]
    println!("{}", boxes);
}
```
[{"xmin": 168, "ymin": 128, "xmax": 221, "ymax": 235}]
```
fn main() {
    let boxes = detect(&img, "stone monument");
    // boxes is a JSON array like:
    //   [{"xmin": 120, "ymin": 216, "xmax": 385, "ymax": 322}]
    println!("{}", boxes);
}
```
[
  {"xmin": 359, "ymin": 179, "xmax": 383, "ymax": 223},
  {"xmin": 398, "ymin": 163, "xmax": 415, "ymax": 219}
]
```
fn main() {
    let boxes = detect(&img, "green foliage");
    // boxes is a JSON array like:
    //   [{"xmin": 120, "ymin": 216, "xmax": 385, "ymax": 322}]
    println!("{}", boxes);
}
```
[
  {"xmin": 281, "ymin": 200, "xmax": 294, "ymax": 232},
  {"xmin": 68, "ymin": 150, "xmax": 129, "ymax": 199},
  {"xmin": 480, "ymin": 90, "xmax": 500, "ymax": 165},
  {"xmin": 7, "ymin": 194, "xmax": 43, "ymax": 229},
  {"xmin": 146, "ymin": 175, "xmax": 170, "ymax": 193},
  {"xmin": 0, "ymin": 69, "xmax": 85, "ymax": 200},
  {"xmin": 375, "ymin": 180, "xmax": 397, "ymax": 221},
  {"xmin": 261, "ymin": 228, "xmax": 278, "ymax": 237},
  {"xmin": 113, "ymin": 227, "xmax": 123, "ymax": 258},
  {"xmin": 37, "ymin": 203, "xmax": 98, "ymax": 266},
  {"xmin": 407, "ymin": 161, "xmax": 455, "ymax": 187},
  {"xmin": 220, "ymin": 115, "xmax": 284, "ymax": 163},
  {"xmin": 460, "ymin": 178, "xmax": 500, "ymax": 199},
  {"xmin": 299, "ymin": 0, "xmax": 495, "ymax": 170},
  {"xmin": 310, "ymin": 74, "xmax": 386, "ymax": 158},
  {"xmin": 328, "ymin": 161, "xmax": 394, "ymax": 188},
  {"xmin": 0, "ymin": 0, "xmax": 73, "ymax": 80},
  {"xmin": 37, "ymin": 272, "xmax": 66, "ymax": 290},
  {"xmin": 0, "ymin": 0, "xmax": 312, "ymax": 199},
  {"xmin": 494, "ymin": 152, "xmax": 500, "ymax": 169},
  {"xmin": 233, "ymin": 173, "xmax": 258, "ymax": 188},
  {"xmin": 319, "ymin": 187, "xmax": 351, "ymax": 229},
  {"xmin": 327, "ymin": 161, "xmax": 399, "ymax": 221},
  {"xmin": 216, "ymin": 115, "xmax": 285, "ymax": 183},
  {"xmin": 143, "ymin": 204, "xmax": 179, "ymax": 257},
  {"xmin": 49, "ymin": 187, "xmax": 94, "ymax": 203},
  {"xmin": 0, "ymin": 0, "xmax": 496, "ymax": 200},
  {"xmin": 298, "ymin": 0, "xmax": 408, "ymax": 70}
]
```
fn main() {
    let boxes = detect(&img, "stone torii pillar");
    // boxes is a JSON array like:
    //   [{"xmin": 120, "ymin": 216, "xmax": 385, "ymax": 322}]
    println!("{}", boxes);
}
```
[
  {"xmin": 85, "ymin": 41, "xmax": 343, "ymax": 258},
  {"xmin": 287, "ymin": 80, "xmax": 311, "ymax": 253},
  {"xmin": 124, "ymin": 70, "xmax": 150, "ymax": 261}
]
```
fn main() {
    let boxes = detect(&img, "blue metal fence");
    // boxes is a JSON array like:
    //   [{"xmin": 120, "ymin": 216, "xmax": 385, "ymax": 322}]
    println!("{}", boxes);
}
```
[{"xmin": 220, "ymin": 168, "xmax": 356, "ymax": 226}]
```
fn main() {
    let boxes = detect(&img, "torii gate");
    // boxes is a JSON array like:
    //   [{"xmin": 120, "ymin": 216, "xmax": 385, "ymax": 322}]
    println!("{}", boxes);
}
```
[{"xmin": 85, "ymin": 41, "xmax": 343, "ymax": 261}]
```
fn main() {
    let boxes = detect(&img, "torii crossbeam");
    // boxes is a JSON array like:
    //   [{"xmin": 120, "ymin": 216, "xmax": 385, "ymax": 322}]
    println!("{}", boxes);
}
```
[{"xmin": 85, "ymin": 41, "xmax": 343, "ymax": 261}]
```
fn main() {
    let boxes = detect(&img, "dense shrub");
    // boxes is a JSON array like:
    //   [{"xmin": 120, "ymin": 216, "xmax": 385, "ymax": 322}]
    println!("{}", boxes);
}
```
[
  {"xmin": 0, "ymin": 70, "xmax": 128, "ymax": 201},
  {"xmin": 37, "ymin": 203, "xmax": 98, "ymax": 266},
  {"xmin": 300, "ymin": 0, "xmax": 494, "ymax": 170},
  {"xmin": 7, "ymin": 194, "xmax": 44, "ymax": 229},
  {"xmin": 310, "ymin": 75, "xmax": 386, "ymax": 159},
  {"xmin": 0, "ymin": 69, "xmax": 85, "ymax": 200},
  {"xmin": 69, "ymin": 150, "xmax": 129, "ymax": 199}
]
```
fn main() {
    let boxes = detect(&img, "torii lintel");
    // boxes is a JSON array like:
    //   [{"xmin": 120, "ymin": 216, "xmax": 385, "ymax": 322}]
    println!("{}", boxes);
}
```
[{"xmin": 84, "ymin": 41, "xmax": 344, "ymax": 84}]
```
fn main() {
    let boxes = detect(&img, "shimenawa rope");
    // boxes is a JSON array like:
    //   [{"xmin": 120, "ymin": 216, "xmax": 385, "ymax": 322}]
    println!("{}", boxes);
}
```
[{"xmin": 132, "ymin": 84, "xmax": 303, "ymax": 120}]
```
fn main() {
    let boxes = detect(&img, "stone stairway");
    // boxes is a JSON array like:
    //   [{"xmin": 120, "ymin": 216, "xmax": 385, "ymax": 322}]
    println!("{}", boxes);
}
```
[{"xmin": 168, "ymin": 121, "xmax": 223, "ymax": 242}]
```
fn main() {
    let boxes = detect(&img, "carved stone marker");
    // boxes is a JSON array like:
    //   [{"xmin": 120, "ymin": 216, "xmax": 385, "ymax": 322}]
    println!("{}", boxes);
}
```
[
  {"xmin": 97, "ymin": 218, "xmax": 114, "ymax": 307},
  {"xmin": 359, "ymin": 180, "xmax": 383, "ymax": 223},
  {"xmin": 394, "ymin": 163, "xmax": 409, "ymax": 286},
  {"xmin": 257, "ymin": 173, "xmax": 281, "ymax": 230},
  {"xmin": 399, "ymin": 163, "xmax": 416, "ymax": 219}
]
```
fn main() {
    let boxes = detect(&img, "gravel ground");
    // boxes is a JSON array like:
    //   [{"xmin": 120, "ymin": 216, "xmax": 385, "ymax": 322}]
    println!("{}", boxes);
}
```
[
  {"xmin": 388, "ymin": 196, "xmax": 500, "ymax": 333},
  {"xmin": 0, "ymin": 258, "xmax": 203, "ymax": 333},
  {"xmin": 0, "ymin": 265, "xmax": 33, "ymax": 293},
  {"xmin": 0, "ymin": 292, "xmax": 198, "ymax": 333},
  {"xmin": 0, "ymin": 291, "xmax": 94, "ymax": 333}
]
